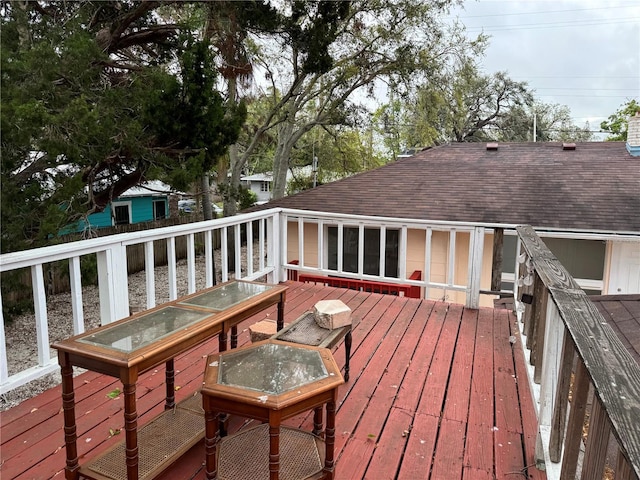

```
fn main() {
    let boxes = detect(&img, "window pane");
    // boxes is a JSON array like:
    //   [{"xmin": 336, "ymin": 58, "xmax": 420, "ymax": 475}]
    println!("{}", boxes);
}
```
[
  {"xmin": 153, "ymin": 200, "xmax": 165, "ymax": 220},
  {"xmin": 114, "ymin": 205, "xmax": 130, "ymax": 225},
  {"xmin": 342, "ymin": 227, "xmax": 359, "ymax": 273},
  {"xmin": 363, "ymin": 229, "xmax": 380, "ymax": 275},
  {"xmin": 385, "ymin": 230, "xmax": 399, "ymax": 278}
]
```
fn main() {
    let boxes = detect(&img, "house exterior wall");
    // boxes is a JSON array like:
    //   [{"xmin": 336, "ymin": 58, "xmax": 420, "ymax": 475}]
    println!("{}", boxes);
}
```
[
  {"xmin": 67, "ymin": 196, "xmax": 168, "ymax": 233},
  {"xmin": 247, "ymin": 181, "xmax": 271, "ymax": 203},
  {"xmin": 286, "ymin": 221, "xmax": 496, "ymax": 307}
]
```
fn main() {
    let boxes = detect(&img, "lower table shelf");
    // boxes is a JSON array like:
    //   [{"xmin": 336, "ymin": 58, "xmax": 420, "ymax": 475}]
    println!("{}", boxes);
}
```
[
  {"xmin": 81, "ymin": 394, "xmax": 204, "ymax": 480},
  {"xmin": 216, "ymin": 423, "xmax": 327, "ymax": 480}
]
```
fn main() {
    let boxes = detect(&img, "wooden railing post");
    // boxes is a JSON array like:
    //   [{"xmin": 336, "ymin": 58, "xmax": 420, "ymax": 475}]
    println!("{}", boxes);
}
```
[
  {"xmin": 560, "ymin": 360, "xmax": 590, "ymax": 480},
  {"xmin": 581, "ymin": 398, "xmax": 611, "ymax": 479},
  {"xmin": 549, "ymin": 334, "xmax": 575, "ymax": 462}
]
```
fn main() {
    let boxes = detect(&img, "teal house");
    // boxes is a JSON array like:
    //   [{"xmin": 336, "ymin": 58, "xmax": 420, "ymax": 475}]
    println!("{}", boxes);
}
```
[{"xmin": 70, "ymin": 181, "xmax": 175, "ymax": 233}]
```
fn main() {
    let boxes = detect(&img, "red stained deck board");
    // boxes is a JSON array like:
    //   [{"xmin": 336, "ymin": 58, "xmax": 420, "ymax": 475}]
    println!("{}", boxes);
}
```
[
  {"xmin": 335, "ymin": 436, "xmax": 377, "ymax": 479},
  {"xmin": 339, "ymin": 301, "xmax": 422, "ymax": 478},
  {"xmin": 349, "ymin": 299, "xmax": 421, "ymax": 439},
  {"xmin": 443, "ymin": 307, "xmax": 478, "ymax": 423},
  {"xmin": 462, "ymin": 467, "xmax": 495, "ymax": 480},
  {"xmin": 493, "ymin": 308, "xmax": 522, "ymax": 434},
  {"xmin": 467, "ymin": 308, "xmax": 495, "ymax": 427},
  {"xmin": 363, "ymin": 407, "xmax": 414, "ymax": 480},
  {"xmin": 494, "ymin": 429, "xmax": 525, "ymax": 479},
  {"xmin": 463, "ymin": 421, "xmax": 494, "ymax": 475},
  {"xmin": 333, "ymin": 297, "xmax": 408, "ymax": 453},
  {"xmin": 430, "ymin": 417, "xmax": 466, "ymax": 479},
  {"xmin": 416, "ymin": 303, "xmax": 464, "ymax": 416},
  {"xmin": 396, "ymin": 411, "xmax": 438, "ymax": 480},
  {"xmin": 393, "ymin": 301, "xmax": 445, "ymax": 413}
]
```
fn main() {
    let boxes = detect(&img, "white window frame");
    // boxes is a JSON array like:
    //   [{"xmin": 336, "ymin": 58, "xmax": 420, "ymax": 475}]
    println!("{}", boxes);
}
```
[{"xmin": 112, "ymin": 201, "xmax": 132, "ymax": 226}]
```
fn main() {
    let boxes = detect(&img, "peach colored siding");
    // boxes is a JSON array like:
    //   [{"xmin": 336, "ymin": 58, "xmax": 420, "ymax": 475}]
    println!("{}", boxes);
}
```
[{"xmin": 287, "ymin": 221, "xmax": 497, "ymax": 307}]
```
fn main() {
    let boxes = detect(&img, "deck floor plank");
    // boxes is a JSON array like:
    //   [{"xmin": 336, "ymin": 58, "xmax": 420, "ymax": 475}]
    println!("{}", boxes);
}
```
[{"xmin": 0, "ymin": 283, "xmax": 546, "ymax": 480}]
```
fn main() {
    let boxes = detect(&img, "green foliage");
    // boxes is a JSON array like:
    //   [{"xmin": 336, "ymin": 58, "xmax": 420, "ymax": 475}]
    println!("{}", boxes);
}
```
[
  {"xmin": 1, "ymin": 4, "xmax": 244, "ymax": 253},
  {"xmin": 238, "ymin": 187, "xmax": 258, "ymax": 211},
  {"xmin": 600, "ymin": 100, "xmax": 640, "ymax": 141}
]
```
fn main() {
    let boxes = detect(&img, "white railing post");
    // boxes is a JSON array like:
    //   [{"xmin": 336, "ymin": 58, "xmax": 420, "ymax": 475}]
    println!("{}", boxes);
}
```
[
  {"xmin": 466, "ymin": 226, "xmax": 485, "ymax": 308},
  {"xmin": 204, "ymin": 230, "xmax": 214, "ymax": 287},
  {"xmin": 31, "ymin": 265, "xmax": 50, "ymax": 366},
  {"xmin": 536, "ymin": 301, "xmax": 564, "ymax": 478},
  {"xmin": 399, "ymin": 226, "xmax": 407, "ymax": 280},
  {"xmin": 167, "ymin": 237, "xmax": 177, "ymax": 300},
  {"xmin": 0, "ymin": 295, "xmax": 8, "ymax": 384},
  {"xmin": 144, "ymin": 241, "xmax": 156, "ymax": 309},
  {"xmin": 187, "ymin": 233, "xmax": 196, "ymax": 294},
  {"xmin": 96, "ymin": 244, "xmax": 129, "ymax": 324},
  {"xmin": 268, "ymin": 211, "xmax": 282, "ymax": 283},
  {"xmin": 69, "ymin": 256, "xmax": 85, "ymax": 334}
]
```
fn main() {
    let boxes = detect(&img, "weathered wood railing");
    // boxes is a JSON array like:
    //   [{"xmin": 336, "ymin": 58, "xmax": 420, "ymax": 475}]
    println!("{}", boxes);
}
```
[{"xmin": 515, "ymin": 225, "xmax": 640, "ymax": 480}]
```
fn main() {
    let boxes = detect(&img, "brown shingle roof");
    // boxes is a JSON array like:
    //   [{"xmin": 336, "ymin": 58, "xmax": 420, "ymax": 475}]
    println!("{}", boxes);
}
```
[{"xmin": 256, "ymin": 142, "xmax": 640, "ymax": 233}]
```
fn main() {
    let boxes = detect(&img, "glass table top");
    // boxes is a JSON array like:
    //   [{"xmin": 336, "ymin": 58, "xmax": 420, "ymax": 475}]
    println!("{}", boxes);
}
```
[
  {"xmin": 178, "ymin": 281, "xmax": 272, "ymax": 311},
  {"xmin": 77, "ymin": 306, "xmax": 211, "ymax": 353},
  {"xmin": 218, "ymin": 343, "xmax": 328, "ymax": 395}
]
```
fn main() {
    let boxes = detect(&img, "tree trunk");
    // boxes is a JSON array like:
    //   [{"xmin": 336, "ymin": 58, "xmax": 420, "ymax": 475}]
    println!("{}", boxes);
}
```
[
  {"xmin": 272, "ymin": 120, "xmax": 296, "ymax": 200},
  {"xmin": 201, "ymin": 174, "xmax": 213, "ymax": 220}
]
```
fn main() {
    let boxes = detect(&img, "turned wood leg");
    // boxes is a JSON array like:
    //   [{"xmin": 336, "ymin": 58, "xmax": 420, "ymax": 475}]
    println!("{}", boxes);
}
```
[
  {"xmin": 324, "ymin": 396, "xmax": 337, "ymax": 479},
  {"xmin": 123, "ymin": 382, "xmax": 139, "ymax": 480},
  {"xmin": 269, "ymin": 423, "xmax": 280, "ymax": 480},
  {"xmin": 231, "ymin": 325, "xmax": 238, "ymax": 349},
  {"xmin": 219, "ymin": 328, "xmax": 228, "ymax": 352},
  {"xmin": 204, "ymin": 396, "xmax": 220, "ymax": 480},
  {"xmin": 313, "ymin": 406, "xmax": 323, "ymax": 436},
  {"xmin": 60, "ymin": 356, "xmax": 80, "ymax": 480},
  {"xmin": 277, "ymin": 296, "xmax": 285, "ymax": 331},
  {"xmin": 344, "ymin": 331, "xmax": 352, "ymax": 382},
  {"xmin": 165, "ymin": 359, "xmax": 175, "ymax": 410}
]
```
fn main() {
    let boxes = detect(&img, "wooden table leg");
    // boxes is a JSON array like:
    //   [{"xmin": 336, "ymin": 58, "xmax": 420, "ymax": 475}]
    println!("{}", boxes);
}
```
[
  {"xmin": 269, "ymin": 423, "xmax": 280, "ymax": 480},
  {"xmin": 204, "ymin": 395, "xmax": 220, "ymax": 480},
  {"xmin": 231, "ymin": 325, "xmax": 238, "ymax": 349},
  {"xmin": 277, "ymin": 295, "xmax": 285, "ymax": 331},
  {"xmin": 165, "ymin": 359, "xmax": 175, "ymax": 409},
  {"xmin": 323, "ymin": 394, "xmax": 337, "ymax": 479},
  {"xmin": 123, "ymin": 382, "xmax": 139, "ymax": 480},
  {"xmin": 344, "ymin": 330, "xmax": 352, "ymax": 382},
  {"xmin": 313, "ymin": 407, "xmax": 323, "ymax": 436},
  {"xmin": 60, "ymin": 353, "xmax": 80, "ymax": 480},
  {"xmin": 219, "ymin": 328, "xmax": 228, "ymax": 352}
]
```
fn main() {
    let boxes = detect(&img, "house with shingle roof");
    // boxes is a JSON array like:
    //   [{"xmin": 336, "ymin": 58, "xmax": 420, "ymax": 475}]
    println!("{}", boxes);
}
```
[{"xmin": 254, "ymin": 118, "xmax": 640, "ymax": 305}]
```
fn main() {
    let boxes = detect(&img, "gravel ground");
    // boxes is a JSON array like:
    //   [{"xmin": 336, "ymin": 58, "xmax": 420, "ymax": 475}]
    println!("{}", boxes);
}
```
[{"xmin": 1, "ymin": 245, "xmax": 263, "ymax": 411}]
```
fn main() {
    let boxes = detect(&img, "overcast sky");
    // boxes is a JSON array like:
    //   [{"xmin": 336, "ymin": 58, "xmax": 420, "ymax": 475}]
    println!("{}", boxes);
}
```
[{"xmin": 447, "ymin": 0, "xmax": 640, "ymax": 139}]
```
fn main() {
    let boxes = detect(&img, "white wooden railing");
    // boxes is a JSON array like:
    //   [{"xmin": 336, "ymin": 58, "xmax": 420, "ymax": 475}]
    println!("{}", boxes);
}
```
[
  {"xmin": 514, "ymin": 226, "xmax": 640, "ymax": 480},
  {"xmin": 0, "ymin": 209, "xmax": 281, "ymax": 394},
  {"xmin": 0, "ymin": 208, "xmax": 618, "ymax": 399}
]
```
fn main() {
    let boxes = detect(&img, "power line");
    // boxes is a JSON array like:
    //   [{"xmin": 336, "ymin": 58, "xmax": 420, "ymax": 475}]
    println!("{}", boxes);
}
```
[
  {"xmin": 464, "ymin": 17, "xmax": 640, "ymax": 32},
  {"xmin": 453, "ymin": 5, "xmax": 639, "ymax": 19}
]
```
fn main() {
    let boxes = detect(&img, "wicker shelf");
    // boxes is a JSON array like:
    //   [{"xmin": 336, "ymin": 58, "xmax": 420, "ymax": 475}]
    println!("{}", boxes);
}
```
[
  {"xmin": 81, "ymin": 395, "xmax": 204, "ymax": 480},
  {"xmin": 216, "ymin": 424, "xmax": 326, "ymax": 480}
]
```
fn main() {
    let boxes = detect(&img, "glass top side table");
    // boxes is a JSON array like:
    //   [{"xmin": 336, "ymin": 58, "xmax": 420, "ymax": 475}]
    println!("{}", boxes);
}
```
[
  {"xmin": 202, "ymin": 339, "xmax": 344, "ymax": 480},
  {"xmin": 51, "ymin": 280, "xmax": 288, "ymax": 480},
  {"xmin": 219, "ymin": 342, "xmax": 328, "ymax": 395}
]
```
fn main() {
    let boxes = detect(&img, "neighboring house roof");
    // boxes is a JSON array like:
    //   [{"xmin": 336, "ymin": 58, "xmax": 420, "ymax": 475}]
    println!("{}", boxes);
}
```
[
  {"xmin": 241, "ymin": 173, "xmax": 273, "ymax": 182},
  {"xmin": 253, "ymin": 142, "xmax": 640, "ymax": 233},
  {"xmin": 119, "ymin": 180, "xmax": 178, "ymax": 198},
  {"xmin": 590, "ymin": 294, "xmax": 640, "ymax": 366}
]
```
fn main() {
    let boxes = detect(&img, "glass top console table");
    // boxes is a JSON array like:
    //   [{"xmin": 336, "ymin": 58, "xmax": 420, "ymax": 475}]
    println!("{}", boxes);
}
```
[
  {"xmin": 52, "ymin": 280, "xmax": 287, "ymax": 480},
  {"xmin": 201, "ymin": 339, "xmax": 344, "ymax": 480}
]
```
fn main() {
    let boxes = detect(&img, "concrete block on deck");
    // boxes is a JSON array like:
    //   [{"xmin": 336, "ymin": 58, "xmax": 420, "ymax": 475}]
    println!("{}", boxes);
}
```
[{"xmin": 314, "ymin": 299, "xmax": 352, "ymax": 330}]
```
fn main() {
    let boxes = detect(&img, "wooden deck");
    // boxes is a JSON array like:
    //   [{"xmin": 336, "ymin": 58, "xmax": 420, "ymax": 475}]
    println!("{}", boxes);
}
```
[{"xmin": 1, "ymin": 282, "xmax": 546, "ymax": 480}]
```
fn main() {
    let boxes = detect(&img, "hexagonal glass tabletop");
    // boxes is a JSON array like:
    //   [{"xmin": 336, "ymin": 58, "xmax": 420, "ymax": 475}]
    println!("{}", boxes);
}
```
[{"xmin": 218, "ymin": 343, "xmax": 328, "ymax": 395}]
